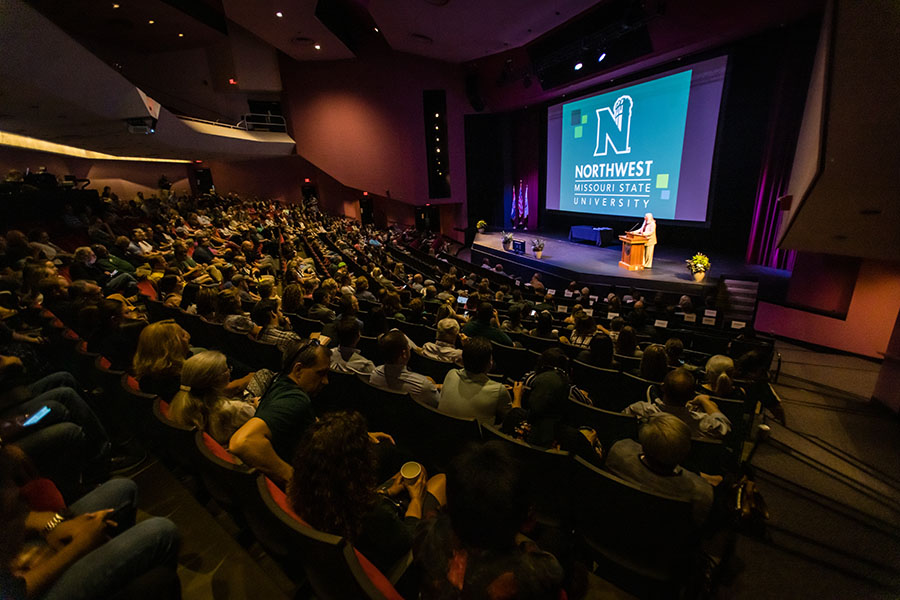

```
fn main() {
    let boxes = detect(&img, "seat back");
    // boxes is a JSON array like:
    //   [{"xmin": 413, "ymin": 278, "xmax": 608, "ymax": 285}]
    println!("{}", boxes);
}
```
[
  {"xmin": 404, "ymin": 399, "xmax": 481, "ymax": 472},
  {"xmin": 315, "ymin": 369, "xmax": 365, "ymax": 415},
  {"xmin": 357, "ymin": 335, "xmax": 382, "ymax": 365},
  {"xmin": 571, "ymin": 361, "xmax": 622, "ymax": 408},
  {"xmin": 517, "ymin": 334, "xmax": 560, "ymax": 354},
  {"xmin": 118, "ymin": 372, "xmax": 160, "ymax": 440},
  {"xmin": 617, "ymin": 372, "xmax": 658, "ymax": 411},
  {"xmin": 408, "ymin": 350, "xmax": 456, "ymax": 384},
  {"xmin": 564, "ymin": 397, "xmax": 639, "ymax": 451},
  {"xmin": 150, "ymin": 398, "xmax": 198, "ymax": 471},
  {"xmin": 286, "ymin": 313, "xmax": 324, "ymax": 337},
  {"xmin": 682, "ymin": 437, "xmax": 732, "ymax": 476},
  {"xmin": 489, "ymin": 341, "xmax": 534, "ymax": 380},
  {"xmin": 480, "ymin": 424, "xmax": 573, "ymax": 523},
  {"xmin": 572, "ymin": 456, "xmax": 696, "ymax": 597},
  {"xmin": 190, "ymin": 317, "xmax": 224, "ymax": 351},
  {"xmin": 393, "ymin": 320, "xmax": 431, "ymax": 347},
  {"xmin": 612, "ymin": 353, "xmax": 642, "ymax": 372},
  {"xmin": 193, "ymin": 431, "xmax": 257, "ymax": 515},
  {"xmin": 257, "ymin": 476, "xmax": 403, "ymax": 599},
  {"xmin": 356, "ymin": 379, "xmax": 414, "ymax": 435}
]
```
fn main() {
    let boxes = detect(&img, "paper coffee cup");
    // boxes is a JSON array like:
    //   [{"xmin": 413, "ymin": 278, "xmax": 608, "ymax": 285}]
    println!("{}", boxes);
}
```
[{"xmin": 400, "ymin": 461, "xmax": 422, "ymax": 482}]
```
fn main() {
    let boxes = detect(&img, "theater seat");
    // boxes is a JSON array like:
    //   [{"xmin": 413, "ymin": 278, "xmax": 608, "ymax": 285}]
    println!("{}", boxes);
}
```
[
  {"xmin": 257, "ymin": 475, "xmax": 406, "ymax": 600},
  {"xmin": 571, "ymin": 456, "xmax": 698, "ymax": 598},
  {"xmin": 150, "ymin": 398, "xmax": 198, "ymax": 472}
]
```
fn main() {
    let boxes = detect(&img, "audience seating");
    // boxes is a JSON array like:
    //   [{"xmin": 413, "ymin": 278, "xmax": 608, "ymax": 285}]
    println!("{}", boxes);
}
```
[
  {"xmin": 151, "ymin": 398, "xmax": 198, "ymax": 472},
  {"xmin": 402, "ymin": 399, "xmax": 482, "ymax": 473},
  {"xmin": 489, "ymin": 341, "xmax": 535, "ymax": 380},
  {"xmin": 286, "ymin": 313, "xmax": 324, "ymax": 337},
  {"xmin": 408, "ymin": 349, "xmax": 456, "ymax": 384},
  {"xmin": 571, "ymin": 361, "xmax": 622, "ymax": 407},
  {"xmin": 617, "ymin": 373, "xmax": 659, "ymax": 410},
  {"xmin": 481, "ymin": 424, "xmax": 573, "ymax": 526},
  {"xmin": 563, "ymin": 397, "xmax": 640, "ymax": 452},
  {"xmin": 572, "ymin": 456, "xmax": 698, "ymax": 599},
  {"xmin": 257, "ymin": 475, "xmax": 407, "ymax": 599}
]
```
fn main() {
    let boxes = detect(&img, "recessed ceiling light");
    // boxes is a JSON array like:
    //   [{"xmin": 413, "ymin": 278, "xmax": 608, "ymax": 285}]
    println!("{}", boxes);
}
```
[
  {"xmin": 112, "ymin": 3, "xmax": 120, "ymax": 8},
  {"xmin": 314, "ymin": 44, "xmax": 321, "ymax": 50},
  {"xmin": 178, "ymin": 33, "xmax": 184, "ymax": 37},
  {"xmin": 374, "ymin": 27, "xmax": 379, "ymax": 33},
  {"xmin": 275, "ymin": 11, "xmax": 283, "ymax": 17},
  {"xmin": 574, "ymin": 62, "xmax": 583, "ymax": 71},
  {"xmin": 148, "ymin": 19, "xmax": 155, "ymax": 24}
]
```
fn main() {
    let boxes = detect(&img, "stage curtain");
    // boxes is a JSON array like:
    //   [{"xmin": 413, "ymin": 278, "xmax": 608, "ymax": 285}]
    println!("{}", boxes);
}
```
[{"xmin": 744, "ymin": 29, "xmax": 818, "ymax": 270}]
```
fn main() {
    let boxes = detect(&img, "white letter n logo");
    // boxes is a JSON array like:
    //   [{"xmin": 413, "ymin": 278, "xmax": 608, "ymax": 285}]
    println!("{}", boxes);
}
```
[{"xmin": 594, "ymin": 95, "xmax": 633, "ymax": 156}]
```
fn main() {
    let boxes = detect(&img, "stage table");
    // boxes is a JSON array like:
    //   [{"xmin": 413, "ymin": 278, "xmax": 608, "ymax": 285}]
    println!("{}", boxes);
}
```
[{"xmin": 569, "ymin": 225, "xmax": 615, "ymax": 246}]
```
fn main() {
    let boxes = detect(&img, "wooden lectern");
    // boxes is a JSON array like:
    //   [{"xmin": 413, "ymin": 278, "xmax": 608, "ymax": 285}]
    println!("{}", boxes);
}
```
[{"xmin": 618, "ymin": 233, "xmax": 647, "ymax": 271}]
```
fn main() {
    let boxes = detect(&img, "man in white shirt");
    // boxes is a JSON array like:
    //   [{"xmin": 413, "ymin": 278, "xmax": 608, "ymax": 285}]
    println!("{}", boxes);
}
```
[
  {"xmin": 330, "ymin": 316, "xmax": 375, "ymax": 375},
  {"xmin": 632, "ymin": 212, "xmax": 657, "ymax": 268},
  {"xmin": 369, "ymin": 330, "xmax": 440, "ymax": 407},
  {"xmin": 421, "ymin": 318, "xmax": 464, "ymax": 367},
  {"xmin": 438, "ymin": 337, "xmax": 510, "ymax": 425}
]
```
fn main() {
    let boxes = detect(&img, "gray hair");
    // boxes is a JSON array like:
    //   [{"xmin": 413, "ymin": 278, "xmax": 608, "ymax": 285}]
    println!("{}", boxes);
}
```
[{"xmin": 638, "ymin": 414, "xmax": 692, "ymax": 468}]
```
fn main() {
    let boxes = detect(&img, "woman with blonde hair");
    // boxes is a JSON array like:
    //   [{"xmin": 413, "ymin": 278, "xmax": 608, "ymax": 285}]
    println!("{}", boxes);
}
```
[
  {"xmin": 133, "ymin": 320, "xmax": 191, "ymax": 400},
  {"xmin": 168, "ymin": 351, "xmax": 256, "ymax": 445}
]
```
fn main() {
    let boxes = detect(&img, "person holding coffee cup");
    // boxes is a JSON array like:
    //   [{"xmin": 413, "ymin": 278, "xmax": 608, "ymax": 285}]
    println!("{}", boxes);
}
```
[{"xmin": 288, "ymin": 411, "xmax": 446, "ymax": 573}]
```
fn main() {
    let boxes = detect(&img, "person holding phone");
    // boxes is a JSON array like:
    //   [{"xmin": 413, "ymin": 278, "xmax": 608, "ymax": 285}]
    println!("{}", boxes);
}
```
[{"xmin": 0, "ymin": 446, "xmax": 181, "ymax": 600}]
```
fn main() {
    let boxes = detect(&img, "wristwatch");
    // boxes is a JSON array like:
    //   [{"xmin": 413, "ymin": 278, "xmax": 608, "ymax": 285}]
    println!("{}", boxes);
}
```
[{"xmin": 42, "ymin": 513, "xmax": 66, "ymax": 535}]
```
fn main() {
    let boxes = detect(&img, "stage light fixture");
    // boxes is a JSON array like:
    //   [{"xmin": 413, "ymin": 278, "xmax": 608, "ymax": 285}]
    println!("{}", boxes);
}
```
[
  {"xmin": 374, "ymin": 27, "xmax": 379, "ymax": 32},
  {"xmin": 314, "ymin": 44, "xmax": 321, "ymax": 50},
  {"xmin": 598, "ymin": 52, "xmax": 607, "ymax": 62},
  {"xmin": 574, "ymin": 62, "xmax": 583, "ymax": 71},
  {"xmin": 178, "ymin": 33, "xmax": 184, "ymax": 37},
  {"xmin": 148, "ymin": 19, "xmax": 155, "ymax": 24},
  {"xmin": 275, "ymin": 11, "xmax": 283, "ymax": 17},
  {"xmin": 112, "ymin": 3, "xmax": 120, "ymax": 8}
]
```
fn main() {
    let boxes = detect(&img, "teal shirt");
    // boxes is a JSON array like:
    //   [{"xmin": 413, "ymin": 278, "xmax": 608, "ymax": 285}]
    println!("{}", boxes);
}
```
[
  {"xmin": 254, "ymin": 375, "xmax": 316, "ymax": 462},
  {"xmin": 460, "ymin": 319, "xmax": 514, "ymax": 346}
]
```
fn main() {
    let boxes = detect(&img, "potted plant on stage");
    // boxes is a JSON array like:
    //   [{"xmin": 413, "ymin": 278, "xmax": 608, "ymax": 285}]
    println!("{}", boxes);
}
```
[
  {"xmin": 686, "ymin": 253, "xmax": 711, "ymax": 282},
  {"xmin": 501, "ymin": 231, "xmax": 514, "ymax": 250},
  {"xmin": 532, "ymin": 238, "xmax": 545, "ymax": 259},
  {"xmin": 476, "ymin": 220, "xmax": 487, "ymax": 234}
]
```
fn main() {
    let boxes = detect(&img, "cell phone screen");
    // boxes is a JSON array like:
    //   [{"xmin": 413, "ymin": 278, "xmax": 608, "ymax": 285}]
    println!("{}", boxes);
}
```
[{"xmin": 23, "ymin": 406, "xmax": 51, "ymax": 427}]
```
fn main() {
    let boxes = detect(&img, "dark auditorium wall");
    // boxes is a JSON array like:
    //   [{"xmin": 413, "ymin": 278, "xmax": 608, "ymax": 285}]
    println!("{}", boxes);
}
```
[{"xmin": 278, "ymin": 51, "xmax": 469, "ymax": 232}]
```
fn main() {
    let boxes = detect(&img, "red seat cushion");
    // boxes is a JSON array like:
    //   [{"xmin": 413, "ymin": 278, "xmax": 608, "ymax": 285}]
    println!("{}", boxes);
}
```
[
  {"xmin": 263, "ymin": 478, "xmax": 404, "ymax": 600},
  {"xmin": 157, "ymin": 399, "xmax": 170, "ymax": 419},
  {"xmin": 20, "ymin": 478, "xmax": 66, "ymax": 513},
  {"xmin": 202, "ymin": 432, "xmax": 237, "ymax": 464}
]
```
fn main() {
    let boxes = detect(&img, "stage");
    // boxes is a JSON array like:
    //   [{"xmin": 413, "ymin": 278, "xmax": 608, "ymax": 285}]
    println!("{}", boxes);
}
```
[{"xmin": 470, "ymin": 231, "xmax": 791, "ymax": 301}]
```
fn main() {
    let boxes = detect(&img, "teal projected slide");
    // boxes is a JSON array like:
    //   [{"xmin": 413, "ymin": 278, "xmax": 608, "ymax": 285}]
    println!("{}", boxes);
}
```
[{"xmin": 557, "ymin": 70, "xmax": 692, "ymax": 219}]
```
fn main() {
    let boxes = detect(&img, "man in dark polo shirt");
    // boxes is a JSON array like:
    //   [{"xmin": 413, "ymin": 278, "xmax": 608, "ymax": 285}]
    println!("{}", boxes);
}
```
[{"xmin": 229, "ymin": 339, "xmax": 328, "ymax": 486}]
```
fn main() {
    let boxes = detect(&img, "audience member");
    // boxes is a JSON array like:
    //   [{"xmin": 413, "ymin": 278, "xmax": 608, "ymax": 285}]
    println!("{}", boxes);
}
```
[
  {"xmin": 288, "ymin": 411, "xmax": 445, "ymax": 573},
  {"xmin": 330, "ymin": 317, "xmax": 376, "ymax": 375},
  {"xmin": 438, "ymin": 337, "xmax": 515, "ymax": 425},
  {"xmin": 460, "ymin": 302, "xmax": 513, "ymax": 346},
  {"xmin": 624, "ymin": 368, "xmax": 731, "ymax": 439},
  {"xmin": 421, "ymin": 318, "xmax": 463, "ymax": 366},
  {"xmin": 368, "ymin": 331, "xmax": 440, "ymax": 407},
  {"xmin": 168, "ymin": 351, "xmax": 256, "ymax": 445},
  {"xmin": 606, "ymin": 414, "xmax": 714, "ymax": 525}
]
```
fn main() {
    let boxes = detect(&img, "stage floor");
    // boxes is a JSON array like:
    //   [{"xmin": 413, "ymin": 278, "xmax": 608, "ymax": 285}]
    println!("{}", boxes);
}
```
[{"xmin": 471, "ymin": 232, "xmax": 791, "ymax": 300}]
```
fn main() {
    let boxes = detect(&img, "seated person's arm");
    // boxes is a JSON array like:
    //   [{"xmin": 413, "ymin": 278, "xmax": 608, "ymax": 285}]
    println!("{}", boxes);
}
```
[
  {"xmin": 229, "ymin": 417, "xmax": 293, "ymax": 486},
  {"xmin": 225, "ymin": 371, "xmax": 256, "ymax": 395}
]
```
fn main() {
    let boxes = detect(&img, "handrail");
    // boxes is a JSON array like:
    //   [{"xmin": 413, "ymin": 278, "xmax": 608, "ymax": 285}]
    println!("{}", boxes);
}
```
[{"xmin": 177, "ymin": 112, "xmax": 287, "ymax": 132}]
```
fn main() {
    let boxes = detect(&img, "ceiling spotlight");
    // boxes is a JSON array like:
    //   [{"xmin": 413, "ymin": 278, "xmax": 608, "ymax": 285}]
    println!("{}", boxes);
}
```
[
  {"xmin": 112, "ymin": 3, "xmax": 120, "ymax": 8},
  {"xmin": 434, "ymin": 113, "xmax": 439, "ymax": 118},
  {"xmin": 148, "ymin": 19, "xmax": 155, "ymax": 24},
  {"xmin": 574, "ymin": 62, "xmax": 583, "ymax": 71},
  {"xmin": 374, "ymin": 27, "xmax": 379, "ymax": 33},
  {"xmin": 314, "ymin": 44, "xmax": 321, "ymax": 50},
  {"xmin": 598, "ymin": 52, "xmax": 607, "ymax": 62},
  {"xmin": 275, "ymin": 11, "xmax": 283, "ymax": 17},
  {"xmin": 178, "ymin": 33, "xmax": 184, "ymax": 37}
]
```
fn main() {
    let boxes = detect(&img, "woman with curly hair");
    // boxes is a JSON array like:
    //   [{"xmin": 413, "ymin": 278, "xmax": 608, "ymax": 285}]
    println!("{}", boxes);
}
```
[{"xmin": 288, "ymin": 411, "xmax": 446, "ymax": 572}]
